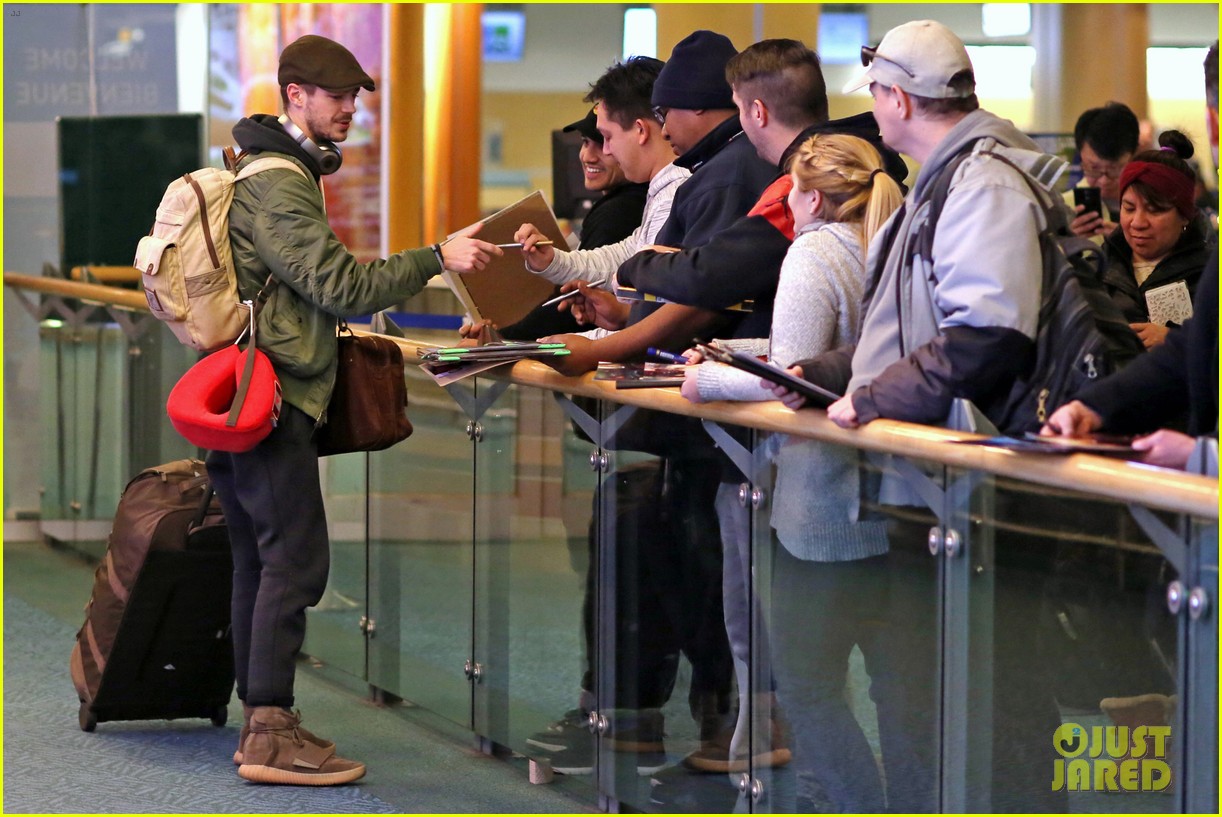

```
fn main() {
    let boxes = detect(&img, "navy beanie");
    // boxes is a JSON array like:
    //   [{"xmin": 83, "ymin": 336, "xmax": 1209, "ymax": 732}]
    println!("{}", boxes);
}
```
[{"xmin": 651, "ymin": 30, "xmax": 737, "ymax": 110}]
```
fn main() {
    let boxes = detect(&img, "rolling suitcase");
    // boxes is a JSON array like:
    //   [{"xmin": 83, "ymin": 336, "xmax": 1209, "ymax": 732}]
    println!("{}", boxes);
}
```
[{"xmin": 70, "ymin": 458, "xmax": 234, "ymax": 732}]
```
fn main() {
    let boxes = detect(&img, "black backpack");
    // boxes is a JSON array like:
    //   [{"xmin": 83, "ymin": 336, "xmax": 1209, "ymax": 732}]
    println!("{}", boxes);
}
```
[{"xmin": 914, "ymin": 147, "xmax": 1145, "ymax": 435}]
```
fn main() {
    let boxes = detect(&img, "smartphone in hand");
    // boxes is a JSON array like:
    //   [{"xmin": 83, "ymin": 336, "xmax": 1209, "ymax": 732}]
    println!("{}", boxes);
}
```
[{"xmin": 1073, "ymin": 186, "xmax": 1103, "ymax": 219}]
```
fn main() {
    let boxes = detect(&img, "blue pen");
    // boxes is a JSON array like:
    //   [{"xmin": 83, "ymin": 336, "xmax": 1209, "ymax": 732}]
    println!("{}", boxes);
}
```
[{"xmin": 647, "ymin": 347, "xmax": 690, "ymax": 365}]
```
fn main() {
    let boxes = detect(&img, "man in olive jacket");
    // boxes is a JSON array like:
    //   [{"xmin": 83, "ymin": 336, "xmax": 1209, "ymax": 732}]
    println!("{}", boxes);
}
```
[{"xmin": 209, "ymin": 34, "xmax": 498, "ymax": 786}]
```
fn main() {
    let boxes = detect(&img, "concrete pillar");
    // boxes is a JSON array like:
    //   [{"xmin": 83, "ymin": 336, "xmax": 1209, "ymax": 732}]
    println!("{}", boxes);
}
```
[
  {"xmin": 759, "ymin": 4, "xmax": 820, "ymax": 44},
  {"xmin": 654, "ymin": 4, "xmax": 756, "ymax": 55},
  {"xmin": 653, "ymin": 4, "xmax": 821, "ymax": 55},
  {"xmin": 422, "ymin": 4, "xmax": 483, "ymax": 241},
  {"xmin": 386, "ymin": 4, "xmax": 425, "ymax": 250},
  {"xmin": 1046, "ymin": 4, "xmax": 1148, "ymax": 133}
]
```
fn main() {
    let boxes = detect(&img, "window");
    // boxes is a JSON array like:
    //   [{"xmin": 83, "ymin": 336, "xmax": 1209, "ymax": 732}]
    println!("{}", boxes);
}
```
[
  {"xmin": 981, "ymin": 4, "xmax": 1030, "ymax": 38},
  {"xmin": 1148, "ymin": 46, "xmax": 1210, "ymax": 99},
  {"xmin": 622, "ymin": 7, "xmax": 656, "ymax": 59},
  {"xmin": 966, "ymin": 45, "xmax": 1035, "ymax": 98}
]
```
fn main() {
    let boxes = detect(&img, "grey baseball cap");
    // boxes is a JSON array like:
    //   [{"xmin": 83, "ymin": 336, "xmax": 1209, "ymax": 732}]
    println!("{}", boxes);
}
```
[{"xmin": 843, "ymin": 19, "xmax": 974, "ymax": 99}]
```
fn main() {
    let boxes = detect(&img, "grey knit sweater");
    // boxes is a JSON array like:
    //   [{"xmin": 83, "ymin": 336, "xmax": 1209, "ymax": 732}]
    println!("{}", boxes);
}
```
[{"xmin": 694, "ymin": 220, "xmax": 888, "ymax": 562}]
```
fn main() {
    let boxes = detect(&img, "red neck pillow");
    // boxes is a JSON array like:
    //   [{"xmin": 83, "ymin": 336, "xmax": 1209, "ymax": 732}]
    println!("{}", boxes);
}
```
[{"xmin": 167, "ymin": 345, "xmax": 282, "ymax": 453}]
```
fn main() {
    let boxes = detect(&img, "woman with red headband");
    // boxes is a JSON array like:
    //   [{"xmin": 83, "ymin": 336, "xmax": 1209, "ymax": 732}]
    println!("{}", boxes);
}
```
[{"xmin": 1100, "ymin": 129, "xmax": 1211, "ymax": 349}]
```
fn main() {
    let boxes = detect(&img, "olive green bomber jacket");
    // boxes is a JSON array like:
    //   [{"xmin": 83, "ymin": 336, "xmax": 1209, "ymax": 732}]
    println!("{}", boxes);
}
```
[{"xmin": 228, "ymin": 151, "xmax": 440, "ymax": 423}]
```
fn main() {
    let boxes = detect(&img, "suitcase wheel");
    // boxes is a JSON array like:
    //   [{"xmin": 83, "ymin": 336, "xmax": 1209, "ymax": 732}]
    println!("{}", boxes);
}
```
[
  {"xmin": 79, "ymin": 702, "xmax": 97, "ymax": 733},
  {"xmin": 211, "ymin": 705, "xmax": 228, "ymax": 727}
]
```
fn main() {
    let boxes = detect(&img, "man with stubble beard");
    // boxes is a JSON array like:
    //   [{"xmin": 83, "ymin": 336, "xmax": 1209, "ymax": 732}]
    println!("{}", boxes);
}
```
[{"xmin": 211, "ymin": 34, "xmax": 499, "ymax": 786}]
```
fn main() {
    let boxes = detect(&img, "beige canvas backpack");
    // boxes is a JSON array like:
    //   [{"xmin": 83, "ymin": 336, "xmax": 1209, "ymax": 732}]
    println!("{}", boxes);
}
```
[{"xmin": 133, "ymin": 150, "xmax": 307, "ymax": 352}]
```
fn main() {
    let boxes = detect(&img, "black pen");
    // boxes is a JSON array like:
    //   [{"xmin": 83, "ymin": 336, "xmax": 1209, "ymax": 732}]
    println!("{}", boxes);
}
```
[{"xmin": 647, "ymin": 347, "xmax": 690, "ymax": 365}]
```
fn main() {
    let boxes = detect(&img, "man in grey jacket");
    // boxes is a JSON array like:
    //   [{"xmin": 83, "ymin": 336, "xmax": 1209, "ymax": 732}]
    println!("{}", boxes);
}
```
[
  {"xmin": 212, "ymin": 34, "xmax": 498, "ymax": 786},
  {"xmin": 828, "ymin": 20, "xmax": 1065, "ymax": 432},
  {"xmin": 775, "ymin": 20, "xmax": 1070, "ymax": 811}
]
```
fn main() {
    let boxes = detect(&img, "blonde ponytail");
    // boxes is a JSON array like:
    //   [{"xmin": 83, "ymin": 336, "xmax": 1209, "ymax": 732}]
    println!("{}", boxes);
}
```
[{"xmin": 788, "ymin": 134, "xmax": 904, "ymax": 252}]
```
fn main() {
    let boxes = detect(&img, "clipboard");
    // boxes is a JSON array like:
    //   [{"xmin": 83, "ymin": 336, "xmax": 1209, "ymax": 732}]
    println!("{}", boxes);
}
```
[
  {"xmin": 440, "ymin": 191, "xmax": 566, "ymax": 327},
  {"xmin": 951, "ymin": 433, "xmax": 1137, "ymax": 456},
  {"xmin": 696, "ymin": 342, "xmax": 840, "ymax": 408}
]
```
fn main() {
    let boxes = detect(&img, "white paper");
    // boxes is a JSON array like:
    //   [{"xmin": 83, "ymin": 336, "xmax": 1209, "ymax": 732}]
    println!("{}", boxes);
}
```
[{"xmin": 1144, "ymin": 280, "xmax": 1193, "ymax": 326}]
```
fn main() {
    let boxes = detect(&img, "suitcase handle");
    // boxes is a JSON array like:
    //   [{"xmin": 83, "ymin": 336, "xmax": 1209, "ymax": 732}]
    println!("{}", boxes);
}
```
[
  {"xmin": 190, "ymin": 483, "xmax": 216, "ymax": 531},
  {"xmin": 177, "ymin": 473, "xmax": 209, "ymax": 495}
]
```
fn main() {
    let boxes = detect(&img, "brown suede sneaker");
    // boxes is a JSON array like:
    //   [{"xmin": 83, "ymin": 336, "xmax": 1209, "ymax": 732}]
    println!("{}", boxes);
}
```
[
  {"xmin": 237, "ymin": 706, "xmax": 365, "ymax": 785},
  {"xmin": 233, "ymin": 704, "xmax": 334, "ymax": 765}
]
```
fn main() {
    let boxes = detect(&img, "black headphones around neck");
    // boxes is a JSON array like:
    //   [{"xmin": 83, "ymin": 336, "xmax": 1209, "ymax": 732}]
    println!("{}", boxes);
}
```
[{"xmin": 278, "ymin": 114, "xmax": 343, "ymax": 175}]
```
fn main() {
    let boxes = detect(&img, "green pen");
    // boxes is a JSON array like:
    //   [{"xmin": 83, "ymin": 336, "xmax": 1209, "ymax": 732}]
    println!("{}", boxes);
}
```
[
  {"xmin": 431, "ymin": 343, "xmax": 567, "ymax": 355},
  {"xmin": 433, "ymin": 349, "xmax": 570, "ymax": 363}
]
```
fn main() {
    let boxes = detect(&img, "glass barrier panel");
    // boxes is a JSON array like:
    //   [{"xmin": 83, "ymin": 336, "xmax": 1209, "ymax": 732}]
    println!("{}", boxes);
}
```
[
  {"xmin": 36, "ymin": 319, "xmax": 195, "ymax": 556},
  {"xmin": 366, "ymin": 365, "xmax": 476, "ymax": 728},
  {"xmin": 303, "ymin": 450, "xmax": 368, "ymax": 681},
  {"xmin": 1183, "ymin": 512, "xmax": 1218, "ymax": 811},
  {"xmin": 39, "ymin": 321, "xmax": 86, "ymax": 526},
  {"xmin": 472, "ymin": 381, "xmax": 601, "ymax": 800},
  {"xmin": 746, "ymin": 427, "xmax": 783, "ymax": 815},
  {"xmin": 756, "ymin": 440, "xmax": 942, "ymax": 813},
  {"xmin": 953, "ymin": 471, "xmax": 1180, "ymax": 812},
  {"xmin": 598, "ymin": 408, "xmax": 736, "ymax": 812}
]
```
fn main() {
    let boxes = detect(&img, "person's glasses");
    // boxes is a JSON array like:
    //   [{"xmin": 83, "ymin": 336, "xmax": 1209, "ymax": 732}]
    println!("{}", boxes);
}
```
[
  {"xmin": 1081, "ymin": 160, "xmax": 1125, "ymax": 182},
  {"xmin": 860, "ymin": 45, "xmax": 916, "ymax": 79},
  {"xmin": 652, "ymin": 106, "xmax": 669, "ymax": 126}
]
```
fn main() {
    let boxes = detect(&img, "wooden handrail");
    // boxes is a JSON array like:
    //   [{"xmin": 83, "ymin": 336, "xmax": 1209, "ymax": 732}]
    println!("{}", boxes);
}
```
[
  {"xmin": 392, "ymin": 337, "xmax": 1218, "ymax": 520},
  {"xmin": 7, "ymin": 273, "xmax": 1217, "ymax": 519},
  {"xmin": 5, "ymin": 272, "xmax": 149, "ymax": 311}
]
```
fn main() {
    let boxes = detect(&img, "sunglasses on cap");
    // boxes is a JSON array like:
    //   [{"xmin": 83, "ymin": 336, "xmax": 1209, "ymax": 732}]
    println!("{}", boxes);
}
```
[{"xmin": 860, "ymin": 45, "xmax": 915, "ymax": 79}]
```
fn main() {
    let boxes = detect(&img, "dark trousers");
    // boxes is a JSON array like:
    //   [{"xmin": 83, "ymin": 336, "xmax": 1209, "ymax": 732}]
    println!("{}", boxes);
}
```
[
  {"xmin": 206, "ymin": 405, "xmax": 331, "ymax": 708},
  {"xmin": 580, "ymin": 458, "xmax": 733, "ymax": 728}
]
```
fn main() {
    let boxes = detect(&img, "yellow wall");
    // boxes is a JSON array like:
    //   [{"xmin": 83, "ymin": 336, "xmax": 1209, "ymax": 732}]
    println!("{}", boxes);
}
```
[
  {"xmin": 1149, "ymin": 100, "xmax": 1215, "ymax": 181},
  {"xmin": 482, "ymin": 92, "xmax": 591, "ymax": 214}
]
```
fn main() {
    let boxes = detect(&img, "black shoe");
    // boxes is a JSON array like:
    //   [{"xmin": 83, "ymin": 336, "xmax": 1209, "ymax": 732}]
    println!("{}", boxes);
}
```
[
  {"xmin": 542, "ymin": 733, "xmax": 596, "ymax": 776},
  {"xmin": 648, "ymin": 764, "xmax": 741, "ymax": 812},
  {"xmin": 525, "ymin": 708, "xmax": 592, "ymax": 753},
  {"xmin": 543, "ymin": 737, "xmax": 668, "ymax": 777}
]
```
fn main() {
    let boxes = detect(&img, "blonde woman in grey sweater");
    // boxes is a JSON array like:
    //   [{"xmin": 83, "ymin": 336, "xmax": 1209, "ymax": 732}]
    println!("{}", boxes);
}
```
[{"xmin": 681, "ymin": 133, "xmax": 903, "ymax": 811}]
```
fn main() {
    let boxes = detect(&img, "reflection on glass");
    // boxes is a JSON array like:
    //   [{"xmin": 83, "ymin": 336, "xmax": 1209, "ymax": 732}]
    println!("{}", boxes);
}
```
[
  {"xmin": 595, "ymin": 408, "xmax": 735, "ymax": 811},
  {"xmin": 972, "ymin": 477, "xmax": 1179, "ymax": 812},
  {"xmin": 765, "ymin": 449, "xmax": 940, "ymax": 812}
]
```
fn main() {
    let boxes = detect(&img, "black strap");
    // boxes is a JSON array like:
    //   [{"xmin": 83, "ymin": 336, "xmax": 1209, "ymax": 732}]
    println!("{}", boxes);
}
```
[
  {"xmin": 226, "ymin": 340, "xmax": 258, "ymax": 428},
  {"xmin": 894, "ymin": 138, "xmax": 990, "ymax": 356},
  {"xmin": 224, "ymin": 278, "xmax": 279, "ymax": 430},
  {"xmin": 225, "ymin": 269, "xmax": 281, "ymax": 428},
  {"xmin": 190, "ymin": 483, "xmax": 216, "ymax": 530}
]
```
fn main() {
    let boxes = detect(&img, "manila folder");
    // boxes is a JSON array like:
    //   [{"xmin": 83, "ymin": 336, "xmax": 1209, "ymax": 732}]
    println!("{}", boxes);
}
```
[{"xmin": 440, "ymin": 190, "xmax": 565, "ymax": 327}]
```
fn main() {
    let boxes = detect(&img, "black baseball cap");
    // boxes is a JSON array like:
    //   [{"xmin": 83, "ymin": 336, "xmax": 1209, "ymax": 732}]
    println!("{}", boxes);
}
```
[
  {"xmin": 562, "ymin": 109, "xmax": 600, "ymax": 142},
  {"xmin": 278, "ymin": 35, "xmax": 376, "ymax": 93}
]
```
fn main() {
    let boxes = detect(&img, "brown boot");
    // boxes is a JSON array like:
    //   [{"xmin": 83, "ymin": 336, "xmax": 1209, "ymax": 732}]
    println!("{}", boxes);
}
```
[
  {"xmin": 1100, "ymin": 693, "xmax": 1176, "ymax": 762},
  {"xmin": 682, "ymin": 695, "xmax": 792, "ymax": 774},
  {"xmin": 237, "ymin": 707, "xmax": 365, "ymax": 785},
  {"xmin": 233, "ymin": 703, "xmax": 335, "ymax": 765}
]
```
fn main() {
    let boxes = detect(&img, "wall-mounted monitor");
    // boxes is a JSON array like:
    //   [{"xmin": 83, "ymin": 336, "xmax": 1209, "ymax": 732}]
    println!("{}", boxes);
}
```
[
  {"xmin": 818, "ymin": 12, "xmax": 870, "ymax": 64},
  {"xmin": 57, "ymin": 113, "xmax": 203, "ymax": 273},
  {"xmin": 483, "ymin": 10, "xmax": 526, "ymax": 62}
]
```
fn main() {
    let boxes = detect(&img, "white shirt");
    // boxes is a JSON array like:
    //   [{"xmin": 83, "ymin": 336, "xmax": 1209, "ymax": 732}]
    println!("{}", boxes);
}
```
[{"xmin": 532, "ymin": 161, "xmax": 691, "ymax": 291}]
